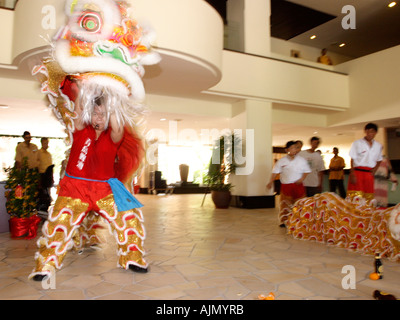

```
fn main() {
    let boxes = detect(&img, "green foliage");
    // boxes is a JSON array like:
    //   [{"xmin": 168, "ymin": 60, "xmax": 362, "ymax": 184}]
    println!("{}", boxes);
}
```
[{"xmin": 4, "ymin": 158, "xmax": 40, "ymax": 218}]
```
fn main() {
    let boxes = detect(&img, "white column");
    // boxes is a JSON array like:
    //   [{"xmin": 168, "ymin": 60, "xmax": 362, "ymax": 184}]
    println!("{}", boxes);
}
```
[
  {"xmin": 230, "ymin": 100, "xmax": 273, "ymax": 197},
  {"xmin": 226, "ymin": 0, "xmax": 271, "ymax": 56},
  {"xmin": 243, "ymin": 0, "xmax": 271, "ymax": 56}
]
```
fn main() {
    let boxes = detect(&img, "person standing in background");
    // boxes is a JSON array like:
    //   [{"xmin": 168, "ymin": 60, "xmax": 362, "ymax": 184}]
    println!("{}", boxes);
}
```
[
  {"xmin": 348, "ymin": 122, "xmax": 383, "ymax": 203},
  {"xmin": 295, "ymin": 140, "xmax": 303, "ymax": 150},
  {"xmin": 299, "ymin": 137, "xmax": 326, "ymax": 197},
  {"xmin": 15, "ymin": 131, "xmax": 39, "ymax": 169},
  {"xmin": 374, "ymin": 155, "xmax": 398, "ymax": 207},
  {"xmin": 38, "ymin": 137, "xmax": 53, "ymax": 175},
  {"xmin": 329, "ymin": 147, "xmax": 346, "ymax": 198},
  {"xmin": 317, "ymin": 48, "xmax": 333, "ymax": 65},
  {"xmin": 267, "ymin": 140, "xmax": 311, "ymax": 227},
  {"xmin": 37, "ymin": 137, "xmax": 54, "ymax": 212}
]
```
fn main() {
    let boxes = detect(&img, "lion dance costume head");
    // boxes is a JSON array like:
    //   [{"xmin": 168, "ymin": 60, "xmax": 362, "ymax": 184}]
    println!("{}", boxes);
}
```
[{"xmin": 33, "ymin": 0, "xmax": 160, "ymax": 184}]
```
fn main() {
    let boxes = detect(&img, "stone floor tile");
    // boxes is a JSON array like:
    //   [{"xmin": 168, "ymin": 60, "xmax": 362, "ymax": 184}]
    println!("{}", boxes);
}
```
[
  {"xmin": 95, "ymin": 290, "xmax": 147, "ymax": 300},
  {"xmin": 139, "ymin": 285, "xmax": 186, "ymax": 300},
  {"xmin": 59, "ymin": 275, "xmax": 103, "ymax": 289},
  {"xmin": 42, "ymin": 289, "xmax": 86, "ymax": 300},
  {"xmin": 278, "ymin": 281, "xmax": 314, "ymax": 298},
  {"xmin": 0, "ymin": 280, "xmax": 41, "ymax": 299},
  {"xmin": 138, "ymin": 272, "xmax": 187, "ymax": 287},
  {"xmin": 86, "ymin": 281, "xmax": 122, "ymax": 298}
]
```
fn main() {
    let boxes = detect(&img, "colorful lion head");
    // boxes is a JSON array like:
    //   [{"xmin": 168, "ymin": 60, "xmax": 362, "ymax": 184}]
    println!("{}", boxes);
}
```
[
  {"xmin": 54, "ymin": 0, "xmax": 160, "ymax": 101},
  {"xmin": 33, "ymin": 0, "xmax": 160, "ymax": 144}
]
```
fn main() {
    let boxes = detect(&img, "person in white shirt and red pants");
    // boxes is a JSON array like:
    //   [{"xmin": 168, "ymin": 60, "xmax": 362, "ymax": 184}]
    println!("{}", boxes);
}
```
[
  {"xmin": 267, "ymin": 141, "xmax": 311, "ymax": 227},
  {"xmin": 348, "ymin": 123, "xmax": 383, "ymax": 204}
]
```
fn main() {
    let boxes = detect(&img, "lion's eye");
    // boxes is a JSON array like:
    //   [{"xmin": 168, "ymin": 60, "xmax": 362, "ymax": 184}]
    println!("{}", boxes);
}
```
[{"xmin": 79, "ymin": 11, "xmax": 102, "ymax": 33}]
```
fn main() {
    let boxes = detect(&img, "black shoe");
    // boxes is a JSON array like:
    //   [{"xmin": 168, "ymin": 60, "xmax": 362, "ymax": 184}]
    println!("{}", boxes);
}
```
[
  {"xmin": 32, "ymin": 274, "xmax": 48, "ymax": 281},
  {"xmin": 279, "ymin": 223, "xmax": 286, "ymax": 228},
  {"xmin": 129, "ymin": 265, "xmax": 148, "ymax": 273}
]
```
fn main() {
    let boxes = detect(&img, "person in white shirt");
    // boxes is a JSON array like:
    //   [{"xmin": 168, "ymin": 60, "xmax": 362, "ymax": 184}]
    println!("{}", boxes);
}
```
[
  {"xmin": 299, "ymin": 137, "xmax": 326, "ymax": 197},
  {"xmin": 348, "ymin": 122, "xmax": 383, "ymax": 203},
  {"xmin": 267, "ymin": 141, "xmax": 311, "ymax": 227}
]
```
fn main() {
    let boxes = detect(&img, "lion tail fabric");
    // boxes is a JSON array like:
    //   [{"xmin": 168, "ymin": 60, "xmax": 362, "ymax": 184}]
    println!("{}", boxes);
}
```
[{"xmin": 115, "ymin": 126, "xmax": 144, "ymax": 192}]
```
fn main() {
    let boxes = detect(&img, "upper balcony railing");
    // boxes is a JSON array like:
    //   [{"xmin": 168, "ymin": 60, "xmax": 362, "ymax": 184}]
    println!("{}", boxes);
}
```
[{"xmin": 0, "ymin": 0, "xmax": 18, "ymax": 10}]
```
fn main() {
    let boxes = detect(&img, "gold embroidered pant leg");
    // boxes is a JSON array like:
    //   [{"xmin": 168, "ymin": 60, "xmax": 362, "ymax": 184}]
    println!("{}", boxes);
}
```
[
  {"xmin": 29, "ymin": 196, "xmax": 89, "ymax": 278},
  {"xmin": 97, "ymin": 195, "xmax": 148, "ymax": 269},
  {"xmin": 279, "ymin": 193, "xmax": 294, "ymax": 225}
]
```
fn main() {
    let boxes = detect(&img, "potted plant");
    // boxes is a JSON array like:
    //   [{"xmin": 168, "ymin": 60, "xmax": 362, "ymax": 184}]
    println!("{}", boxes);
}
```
[
  {"xmin": 4, "ymin": 158, "xmax": 41, "ymax": 239},
  {"xmin": 204, "ymin": 134, "xmax": 238, "ymax": 209}
]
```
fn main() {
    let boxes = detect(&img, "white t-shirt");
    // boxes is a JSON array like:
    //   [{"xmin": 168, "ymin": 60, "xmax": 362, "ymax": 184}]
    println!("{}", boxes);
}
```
[
  {"xmin": 349, "ymin": 138, "xmax": 383, "ymax": 168},
  {"xmin": 272, "ymin": 155, "xmax": 311, "ymax": 184},
  {"xmin": 299, "ymin": 150, "xmax": 326, "ymax": 187}
]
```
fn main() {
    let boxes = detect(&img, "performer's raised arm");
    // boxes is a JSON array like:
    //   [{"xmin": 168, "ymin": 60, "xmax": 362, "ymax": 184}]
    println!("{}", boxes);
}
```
[
  {"xmin": 109, "ymin": 112, "xmax": 124, "ymax": 143},
  {"xmin": 60, "ymin": 76, "xmax": 85, "ymax": 132},
  {"xmin": 73, "ymin": 97, "xmax": 85, "ymax": 132}
]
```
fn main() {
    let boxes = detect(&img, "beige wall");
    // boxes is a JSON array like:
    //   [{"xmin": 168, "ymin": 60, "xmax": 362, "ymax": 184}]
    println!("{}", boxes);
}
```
[
  {"xmin": 0, "ymin": 9, "xmax": 14, "ymax": 64},
  {"xmin": 330, "ymin": 45, "xmax": 400, "ymax": 127},
  {"xmin": 0, "ymin": 77, "xmax": 41, "ymax": 100},
  {"xmin": 130, "ymin": 0, "xmax": 224, "ymax": 73},
  {"xmin": 208, "ymin": 50, "xmax": 349, "ymax": 110},
  {"xmin": 12, "ymin": 0, "xmax": 65, "ymax": 61},
  {"xmin": 146, "ymin": 94, "xmax": 232, "ymax": 118}
]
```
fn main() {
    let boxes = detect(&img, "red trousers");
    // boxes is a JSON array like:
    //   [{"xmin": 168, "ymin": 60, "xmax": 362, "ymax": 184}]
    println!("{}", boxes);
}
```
[
  {"xmin": 279, "ymin": 183, "xmax": 306, "ymax": 224},
  {"xmin": 347, "ymin": 167, "xmax": 374, "ymax": 201},
  {"xmin": 281, "ymin": 183, "xmax": 306, "ymax": 200}
]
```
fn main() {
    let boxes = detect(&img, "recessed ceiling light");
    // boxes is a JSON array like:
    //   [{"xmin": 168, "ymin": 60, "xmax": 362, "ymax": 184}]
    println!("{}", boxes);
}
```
[
  {"xmin": 310, "ymin": 35, "xmax": 316, "ymax": 40},
  {"xmin": 339, "ymin": 43, "xmax": 346, "ymax": 47},
  {"xmin": 0, "ymin": 105, "xmax": 9, "ymax": 109},
  {"xmin": 160, "ymin": 118, "xmax": 167, "ymax": 121},
  {"xmin": 388, "ymin": 2, "xmax": 396, "ymax": 8}
]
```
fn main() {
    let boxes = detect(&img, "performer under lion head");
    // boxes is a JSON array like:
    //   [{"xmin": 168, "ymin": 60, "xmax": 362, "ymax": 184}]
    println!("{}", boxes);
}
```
[{"xmin": 29, "ymin": 0, "xmax": 160, "ymax": 281}]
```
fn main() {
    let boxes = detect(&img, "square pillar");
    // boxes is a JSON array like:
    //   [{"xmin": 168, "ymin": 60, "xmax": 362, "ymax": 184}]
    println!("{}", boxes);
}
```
[{"xmin": 230, "ymin": 100, "xmax": 274, "ymax": 208}]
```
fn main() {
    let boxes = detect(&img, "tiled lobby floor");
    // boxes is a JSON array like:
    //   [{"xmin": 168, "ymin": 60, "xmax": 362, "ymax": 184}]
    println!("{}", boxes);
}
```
[{"xmin": 0, "ymin": 193, "xmax": 399, "ymax": 300}]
